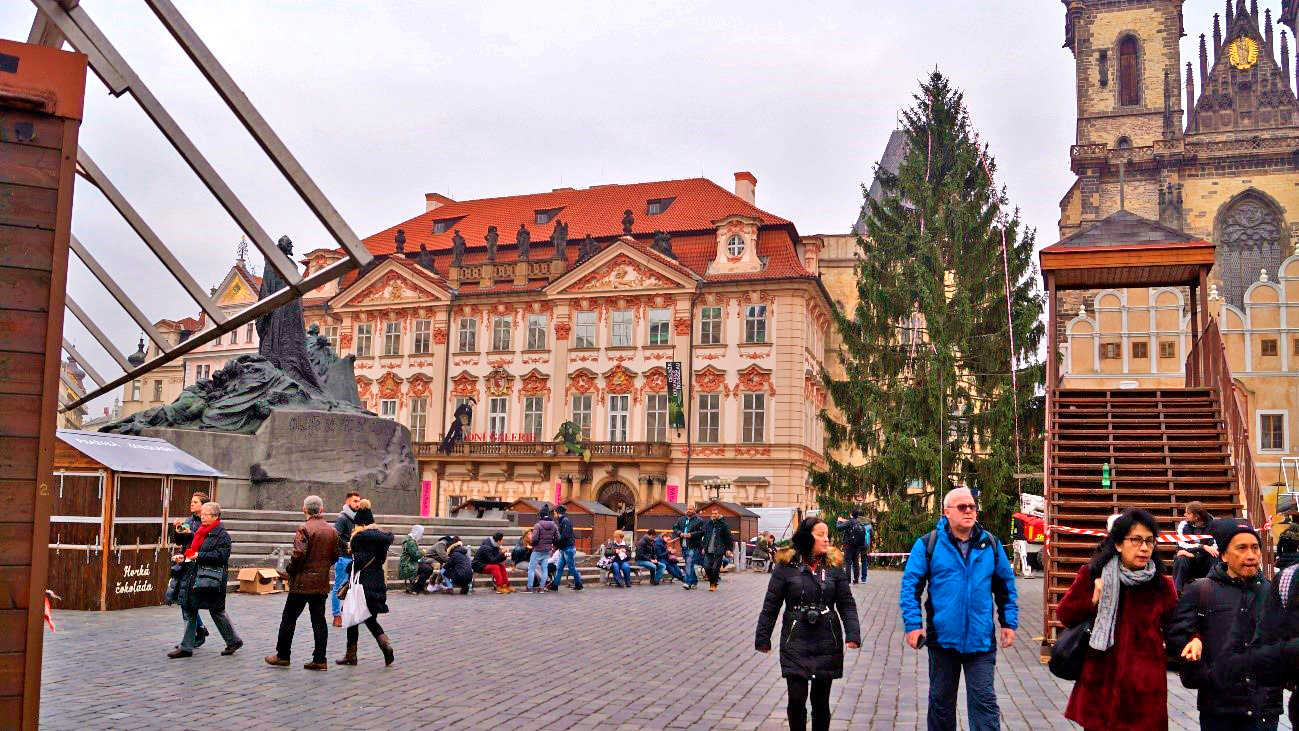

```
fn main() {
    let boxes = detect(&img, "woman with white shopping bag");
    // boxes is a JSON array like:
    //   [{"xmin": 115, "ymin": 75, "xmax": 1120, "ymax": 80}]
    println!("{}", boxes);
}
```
[{"xmin": 335, "ymin": 500, "xmax": 396, "ymax": 666}]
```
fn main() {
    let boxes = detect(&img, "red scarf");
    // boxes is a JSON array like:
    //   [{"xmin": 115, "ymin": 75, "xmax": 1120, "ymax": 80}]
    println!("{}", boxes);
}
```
[{"xmin": 185, "ymin": 519, "xmax": 219, "ymax": 559}]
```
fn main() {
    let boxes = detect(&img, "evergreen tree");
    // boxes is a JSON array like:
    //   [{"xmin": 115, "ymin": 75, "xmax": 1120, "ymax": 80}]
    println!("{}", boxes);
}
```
[{"xmin": 812, "ymin": 70, "xmax": 1045, "ymax": 551}]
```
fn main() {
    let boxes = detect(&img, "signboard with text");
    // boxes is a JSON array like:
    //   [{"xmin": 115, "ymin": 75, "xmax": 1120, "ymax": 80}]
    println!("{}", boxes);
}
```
[{"xmin": 667, "ymin": 362, "xmax": 685, "ymax": 429}]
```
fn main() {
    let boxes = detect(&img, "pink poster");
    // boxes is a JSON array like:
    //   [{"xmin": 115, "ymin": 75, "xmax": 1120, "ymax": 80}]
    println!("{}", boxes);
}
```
[
  {"xmin": 554, "ymin": 481, "xmax": 563, "ymax": 506},
  {"xmin": 419, "ymin": 480, "xmax": 432, "ymax": 517},
  {"xmin": 666, "ymin": 484, "xmax": 679, "ymax": 503}
]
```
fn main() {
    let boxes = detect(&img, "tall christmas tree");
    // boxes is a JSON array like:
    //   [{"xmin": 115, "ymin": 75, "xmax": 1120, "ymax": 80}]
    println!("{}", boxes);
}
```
[{"xmin": 813, "ymin": 70, "xmax": 1045, "ymax": 551}]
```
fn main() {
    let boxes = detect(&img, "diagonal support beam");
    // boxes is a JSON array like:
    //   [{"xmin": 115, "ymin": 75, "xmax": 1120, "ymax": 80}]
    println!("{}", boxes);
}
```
[
  {"xmin": 64, "ymin": 295, "xmax": 131, "ymax": 371},
  {"xmin": 68, "ymin": 234, "xmax": 168, "ymax": 352},
  {"xmin": 75, "ymin": 149, "xmax": 226, "ymax": 325},
  {"xmin": 61, "ymin": 338, "xmax": 106, "ymax": 390}
]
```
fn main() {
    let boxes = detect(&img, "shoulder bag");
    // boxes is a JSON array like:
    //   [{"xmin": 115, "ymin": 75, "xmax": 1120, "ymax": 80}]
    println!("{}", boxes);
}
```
[{"xmin": 1047, "ymin": 618, "xmax": 1093, "ymax": 681}]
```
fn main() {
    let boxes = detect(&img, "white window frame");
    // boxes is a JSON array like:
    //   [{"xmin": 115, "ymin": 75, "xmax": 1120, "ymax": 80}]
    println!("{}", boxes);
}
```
[
  {"xmin": 323, "ymin": 325, "xmax": 339, "ymax": 353},
  {"xmin": 646, "ymin": 393, "xmax": 668, "ymax": 442},
  {"xmin": 454, "ymin": 397, "xmax": 474, "ymax": 430},
  {"xmin": 523, "ymin": 396, "xmax": 545, "ymax": 439},
  {"xmin": 741, "ymin": 392, "xmax": 766, "ymax": 444},
  {"xmin": 697, "ymin": 393, "xmax": 720, "ymax": 444},
  {"xmin": 487, "ymin": 396, "xmax": 508, "ymax": 437},
  {"xmin": 131, "ymin": 379, "xmax": 141, "ymax": 401},
  {"xmin": 610, "ymin": 310, "xmax": 633, "ymax": 347},
  {"xmin": 379, "ymin": 399, "xmax": 398, "ymax": 420},
  {"xmin": 744, "ymin": 305, "xmax": 768, "ymax": 344},
  {"xmin": 648, "ymin": 308, "xmax": 671, "ymax": 346},
  {"xmin": 244, "ymin": 323, "xmax": 255, "ymax": 343},
  {"xmin": 608, "ymin": 394, "xmax": 629, "ymax": 442},
  {"xmin": 492, "ymin": 316, "xmax": 512, "ymax": 352},
  {"xmin": 152, "ymin": 379, "xmax": 163, "ymax": 402},
  {"xmin": 409, "ymin": 397, "xmax": 427, "ymax": 442},
  {"xmin": 699, "ymin": 306, "xmax": 722, "ymax": 345},
  {"xmin": 355, "ymin": 323, "xmax": 372, "ymax": 357},
  {"xmin": 571, "ymin": 394, "xmax": 593, "ymax": 439},
  {"xmin": 412, "ymin": 320, "xmax": 432, "ymax": 354},
  {"xmin": 1259, "ymin": 410, "xmax": 1289, "ymax": 453},
  {"xmin": 458, "ymin": 317, "xmax": 478, "ymax": 353},
  {"xmin": 574, "ymin": 311, "xmax": 597, "ymax": 349},
  {"xmin": 228, "ymin": 330, "xmax": 238, "ymax": 345},
  {"xmin": 383, "ymin": 322, "xmax": 402, "ymax": 356},
  {"xmin": 527, "ymin": 315, "xmax": 548, "ymax": 350}
]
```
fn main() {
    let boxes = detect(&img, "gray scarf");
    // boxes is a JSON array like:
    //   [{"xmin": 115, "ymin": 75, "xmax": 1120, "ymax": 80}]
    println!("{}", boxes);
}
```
[{"xmin": 1090, "ymin": 557, "xmax": 1157, "ymax": 651}]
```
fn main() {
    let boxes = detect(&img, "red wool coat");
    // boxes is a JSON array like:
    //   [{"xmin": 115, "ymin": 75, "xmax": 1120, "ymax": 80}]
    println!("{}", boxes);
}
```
[{"xmin": 1056, "ymin": 564, "xmax": 1179, "ymax": 731}]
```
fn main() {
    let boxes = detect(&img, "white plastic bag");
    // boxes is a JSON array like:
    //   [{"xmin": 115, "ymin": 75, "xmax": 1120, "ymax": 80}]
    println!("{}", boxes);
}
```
[{"xmin": 341, "ymin": 568, "xmax": 371, "ymax": 628}]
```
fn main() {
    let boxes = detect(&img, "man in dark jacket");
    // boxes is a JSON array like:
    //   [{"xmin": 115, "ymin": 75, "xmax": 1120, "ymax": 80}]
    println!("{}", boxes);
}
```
[
  {"xmin": 169, "ymin": 491, "xmax": 208, "ymax": 647},
  {"xmin": 169, "ymin": 502, "xmax": 242, "ymax": 658},
  {"xmin": 1213, "ymin": 548, "xmax": 1299, "ymax": 726},
  {"xmin": 473, "ymin": 532, "xmax": 513, "ymax": 593},
  {"xmin": 266, "ymin": 495, "xmax": 340, "ymax": 670},
  {"xmin": 548, "ymin": 504, "xmax": 584, "ymax": 591},
  {"xmin": 331, "ymin": 491, "xmax": 361, "ymax": 626},
  {"xmin": 673, "ymin": 507, "xmax": 706, "ymax": 589},
  {"xmin": 842, "ymin": 511, "xmax": 868, "ymax": 584},
  {"xmin": 1170, "ymin": 519, "xmax": 1281, "ymax": 730},
  {"xmin": 654, "ymin": 532, "xmax": 686, "ymax": 583},
  {"xmin": 635, "ymin": 529, "xmax": 666, "ymax": 584},
  {"xmin": 444, "ymin": 540, "xmax": 473, "ymax": 594},
  {"xmin": 700, "ymin": 507, "xmax": 734, "ymax": 592}
]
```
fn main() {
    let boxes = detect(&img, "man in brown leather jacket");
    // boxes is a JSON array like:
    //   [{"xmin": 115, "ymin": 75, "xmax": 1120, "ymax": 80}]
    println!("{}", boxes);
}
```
[{"xmin": 266, "ymin": 495, "xmax": 340, "ymax": 670}]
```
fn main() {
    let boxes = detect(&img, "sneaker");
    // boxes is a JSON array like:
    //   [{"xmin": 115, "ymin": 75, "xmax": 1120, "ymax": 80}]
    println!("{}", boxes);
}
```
[
  {"xmin": 303, "ymin": 662, "xmax": 328, "ymax": 671},
  {"xmin": 682, "ymin": 583, "xmax": 691, "ymax": 590},
  {"xmin": 264, "ymin": 655, "xmax": 290, "ymax": 668},
  {"xmin": 332, "ymin": 615, "xmax": 342, "ymax": 628},
  {"xmin": 221, "ymin": 640, "xmax": 243, "ymax": 656},
  {"xmin": 573, "ymin": 584, "xmax": 583, "ymax": 591},
  {"xmin": 709, "ymin": 584, "xmax": 717, "ymax": 592},
  {"xmin": 167, "ymin": 648, "xmax": 192, "ymax": 659}
]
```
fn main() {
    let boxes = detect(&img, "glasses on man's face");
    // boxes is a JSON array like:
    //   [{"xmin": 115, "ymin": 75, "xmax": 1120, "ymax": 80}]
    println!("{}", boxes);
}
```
[
  {"xmin": 948, "ymin": 503, "xmax": 978, "ymax": 514},
  {"xmin": 1124, "ymin": 536, "xmax": 1157, "ymax": 548}
]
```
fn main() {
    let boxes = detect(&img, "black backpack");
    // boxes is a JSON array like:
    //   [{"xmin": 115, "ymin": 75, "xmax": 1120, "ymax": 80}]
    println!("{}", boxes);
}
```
[{"xmin": 848, "ymin": 521, "xmax": 867, "ymax": 548}]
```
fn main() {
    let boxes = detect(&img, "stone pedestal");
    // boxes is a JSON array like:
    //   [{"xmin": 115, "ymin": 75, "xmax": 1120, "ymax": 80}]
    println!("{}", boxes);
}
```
[{"xmin": 144, "ymin": 410, "xmax": 419, "ymax": 513}]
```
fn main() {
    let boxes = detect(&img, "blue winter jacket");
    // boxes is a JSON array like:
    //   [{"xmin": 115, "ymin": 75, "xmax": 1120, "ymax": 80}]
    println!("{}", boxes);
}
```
[{"xmin": 898, "ymin": 517, "xmax": 1019, "ymax": 654}]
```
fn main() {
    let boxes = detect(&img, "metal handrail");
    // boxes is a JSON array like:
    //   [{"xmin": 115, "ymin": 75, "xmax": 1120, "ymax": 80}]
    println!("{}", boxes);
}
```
[{"xmin": 412, "ymin": 440, "xmax": 672, "ymax": 459}]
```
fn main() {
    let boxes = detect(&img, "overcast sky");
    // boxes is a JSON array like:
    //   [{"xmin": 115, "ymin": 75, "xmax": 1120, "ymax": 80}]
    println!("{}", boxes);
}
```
[{"xmin": 2, "ymin": 1, "xmax": 1240, "ymax": 414}]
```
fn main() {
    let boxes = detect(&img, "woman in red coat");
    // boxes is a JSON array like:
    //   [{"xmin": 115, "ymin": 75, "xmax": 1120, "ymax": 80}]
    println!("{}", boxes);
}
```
[{"xmin": 1056, "ymin": 509, "xmax": 1179, "ymax": 731}]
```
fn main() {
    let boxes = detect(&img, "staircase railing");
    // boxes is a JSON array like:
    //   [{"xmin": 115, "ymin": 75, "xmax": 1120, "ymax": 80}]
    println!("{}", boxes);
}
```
[{"xmin": 1186, "ymin": 318, "xmax": 1268, "ymax": 541}]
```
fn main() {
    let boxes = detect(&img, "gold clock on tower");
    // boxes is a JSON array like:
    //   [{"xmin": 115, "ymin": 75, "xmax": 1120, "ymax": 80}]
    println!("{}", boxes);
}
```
[{"xmin": 1228, "ymin": 36, "xmax": 1259, "ymax": 70}]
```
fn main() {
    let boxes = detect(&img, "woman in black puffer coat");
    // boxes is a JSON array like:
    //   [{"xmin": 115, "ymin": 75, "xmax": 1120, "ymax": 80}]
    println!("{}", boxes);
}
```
[
  {"xmin": 336, "ymin": 500, "xmax": 396, "ymax": 666},
  {"xmin": 755, "ymin": 517, "xmax": 861, "ymax": 731}
]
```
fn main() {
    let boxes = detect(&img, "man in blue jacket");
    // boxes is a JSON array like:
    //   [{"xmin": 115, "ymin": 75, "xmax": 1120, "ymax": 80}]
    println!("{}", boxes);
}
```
[{"xmin": 899, "ymin": 487, "xmax": 1018, "ymax": 731}]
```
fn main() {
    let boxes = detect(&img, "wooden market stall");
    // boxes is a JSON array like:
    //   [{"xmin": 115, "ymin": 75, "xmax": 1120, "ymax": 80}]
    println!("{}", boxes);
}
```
[
  {"xmin": 50, "ymin": 430, "xmax": 223, "ymax": 611},
  {"xmin": 697, "ymin": 501, "xmax": 760, "ymax": 544},
  {"xmin": 562, "ymin": 500, "xmax": 618, "ymax": 554},
  {"xmin": 636, "ymin": 501, "xmax": 686, "ymax": 535},
  {"xmin": 507, "ymin": 499, "xmax": 550, "ymax": 532}
]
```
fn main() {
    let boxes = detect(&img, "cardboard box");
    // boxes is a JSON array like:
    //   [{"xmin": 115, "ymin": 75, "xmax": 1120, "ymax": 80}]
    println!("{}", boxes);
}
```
[{"xmin": 237, "ymin": 568, "xmax": 283, "ymax": 594}]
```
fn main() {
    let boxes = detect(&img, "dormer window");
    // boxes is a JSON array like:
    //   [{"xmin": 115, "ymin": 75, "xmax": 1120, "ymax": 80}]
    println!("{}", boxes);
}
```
[
  {"xmin": 1116, "ymin": 136, "xmax": 1132, "ymax": 149},
  {"xmin": 647, "ymin": 197, "xmax": 675, "ymax": 215},
  {"xmin": 433, "ymin": 217, "xmax": 461, "ymax": 234},
  {"xmin": 535, "ymin": 208, "xmax": 562, "ymax": 225},
  {"xmin": 726, "ymin": 234, "xmax": 746, "ymax": 258}
]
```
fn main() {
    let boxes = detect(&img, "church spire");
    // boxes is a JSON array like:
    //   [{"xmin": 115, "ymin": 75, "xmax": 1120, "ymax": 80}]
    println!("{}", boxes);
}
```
[
  {"xmin": 1200, "ymin": 33, "xmax": 1210, "ymax": 91},
  {"xmin": 1227, "ymin": 0, "xmax": 1235, "ymax": 30},
  {"xmin": 1284, "ymin": 31, "xmax": 1292, "ymax": 90},
  {"xmin": 1214, "ymin": 13, "xmax": 1223, "ymax": 62},
  {"xmin": 1186, "ymin": 62, "xmax": 1197, "ymax": 132},
  {"xmin": 1267, "ymin": 8, "xmax": 1274, "ymax": 48}
]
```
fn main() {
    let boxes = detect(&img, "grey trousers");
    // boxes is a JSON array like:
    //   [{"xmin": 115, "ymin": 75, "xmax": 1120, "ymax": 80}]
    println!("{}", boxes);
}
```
[{"xmin": 180, "ymin": 607, "xmax": 239, "ymax": 651}]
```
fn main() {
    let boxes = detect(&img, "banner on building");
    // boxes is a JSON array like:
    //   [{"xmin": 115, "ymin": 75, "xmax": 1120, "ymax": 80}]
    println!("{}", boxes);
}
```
[
  {"xmin": 667, "ymin": 361, "xmax": 685, "ymax": 429},
  {"xmin": 666, "ymin": 484, "xmax": 679, "ymax": 503},
  {"xmin": 419, "ymin": 480, "xmax": 432, "ymax": 517},
  {"xmin": 554, "ymin": 481, "xmax": 563, "ymax": 506}
]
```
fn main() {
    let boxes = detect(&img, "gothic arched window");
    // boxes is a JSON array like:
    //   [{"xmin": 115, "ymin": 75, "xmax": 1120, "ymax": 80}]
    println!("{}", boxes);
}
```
[
  {"xmin": 1215, "ymin": 191, "xmax": 1287, "ymax": 308},
  {"xmin": 1118, "ymin": 35, "xmax": 1140, "ymax": 107}
]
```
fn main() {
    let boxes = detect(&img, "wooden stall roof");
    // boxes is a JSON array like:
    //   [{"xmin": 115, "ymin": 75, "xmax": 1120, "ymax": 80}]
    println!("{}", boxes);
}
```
[
  {"xmin": 55, "ymin": 429, "xmax": 224, "ymax": 477},
  {"xmin": 563, "ymin": 499, "xmax": 618, "ymax": 516},
  {"xmin": 698, "ymin": 501, "xmax": 760, "ymax": 518},
  {"xmin": 508, "ymin": 499, "xmax": 550, "ymax": 513},
  {"xmin": 1039, "ymin": 211, "xmax": 1215, "ymax": 290},
  {"xmin": 637, "ymin": 501, "xmax": 687, "ymax": 517},
  {"xmin": 449, "ymin": 498, "xmax": 511, "ymax": 515}
]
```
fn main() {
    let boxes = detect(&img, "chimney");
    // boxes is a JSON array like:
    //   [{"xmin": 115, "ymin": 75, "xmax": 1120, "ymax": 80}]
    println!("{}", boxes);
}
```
[
  {"xmin": 734, "ymin": 171, "xmax": 757, "ymax": 204},
  {"xmin": 425, "ymin": 193, "xmax": 454, "ymax": 212}
]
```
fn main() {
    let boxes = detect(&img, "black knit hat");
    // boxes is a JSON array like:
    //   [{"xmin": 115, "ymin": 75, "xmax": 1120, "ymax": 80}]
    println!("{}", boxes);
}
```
[
  {"xmin": 353, "ymin": 506, "xmax": 375, "ymax": 527},
  {"xmin": 1209, "ymin": 517, "xmax": 1258, "ymax": 551}
]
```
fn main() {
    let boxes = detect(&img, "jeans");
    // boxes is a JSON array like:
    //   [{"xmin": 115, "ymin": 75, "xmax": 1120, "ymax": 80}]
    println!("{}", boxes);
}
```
[
  {"xmin": 1173, "ymin": 550, "xmax": 1214, "ymax": 593},
  {"xmin": 683, "ymin": 547, "xmax": 702, "ymax": 586},
  {"xmin": 180, "ymin": 606, "xmax": 239, "ymax": 651},
  {"xmin": 927, "ymin": 646, "xmax": 998, "ymax": 731},
  {"xmin": 787, "ymin": 676, "xmax": 833, "ymax": 731},
  {"xmin": 527, "ymin": 550, "xmax": 550, "ymax": 589},
  {"xmin": 843, "ymin": 545, "xmax": 861, "ymax": 582},
  {"xmin": 704, "ymin": 553, "xmax": 725, "ymax": 586},
  {"xmin": 860, "ymin": 549, "xmax": 869, "ymax": 580},
  {"xmin": 663, "ymin": 561, "xmax": 686, "ymax": 582},
  {"xmin": 275, "ymin": 593, "xmax": 328, "ymax": 663},
  {"xmin": 331, "ymin": 556, "xmax": 352, "ymax": 616},
  {"xmin": 636, "ymin": 560, "xmax": 665, "ymax": 583},
  {"xmin": 609, "ymin": 560, "xmax": 632, "ymax": 586},
  {"xmin": 553, "ymin": 546, "xmax": 583, "ymax": 589},
  {"xmin": 1199, "ymin": 712, "xmax": 1275, "ymax": 731}
]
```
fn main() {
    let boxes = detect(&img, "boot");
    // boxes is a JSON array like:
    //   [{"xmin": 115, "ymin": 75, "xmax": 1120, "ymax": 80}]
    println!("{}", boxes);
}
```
[
  {"xmin": 335, "ymin": 643, "xmax": 357, "ymax": 666},
  {"xmin": 376, "ymin": 633, "xmax": 395, "ymax": 666}
]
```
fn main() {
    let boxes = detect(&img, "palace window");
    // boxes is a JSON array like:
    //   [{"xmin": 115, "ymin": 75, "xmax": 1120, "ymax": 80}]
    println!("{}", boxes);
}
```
[
  {"xmin": 1131, "ymin": 341, "xmax": 1148, "ymax": 359},
  {"xmin": 383, "ymin": 322, "xmax": 402, "ymax": 356},
  {"xmin": 1294, "ymin": 338, "xmax": 1299, "ymax": 356},
  {"xmin": 1098, "ymin": 49, "xmax": 1109, "ymax": 88},
  {"xmin": 448, "ymin": 495, "xmax": 467, "ymax": 510},
  {"xmin": 152, "ymin": 380, "xmax": 163, "ymax": 402},
  {"xmin": 1160, "ymin": 341, "xmax": 1176, "ymax": 359},
  {"xmin": 1260, "ymin": 412, "xmax": 1287, "ymax": 451},
  {"xmin": 744, "ymin": 305, "xmax": 768, "ymax": 344},
  {"xmin": 433, "ymin": 218, "xmax": 458, "ymax": 234},
  {"xmin": 523, "ymin": 396, "xmax": 545, "ymax": 440},
  {"xmin": 1100, "ymin": 342, "xmax": 1120, "ymax": 359},
  {"xmin": 412, "ymin": 320, "xmax": 431, "ymax": 354},
  {"xmin": 742, "ymin": 392, "xmax": 766, "ymax": 443},
  {"xmin": 571, "ymin": 394, "xmax": 593, "ymax": 439},
  {"xmin": 194, "ymin": 364, "xmax": 210, "ymax": 381},
  {"xmin": 646, "ymin": 393, "xmax": 668, "ymax": 442},
  {"xmin": 646, "ymin": 197, "xmax": 674, "ymax": 215},
  {"xmin": 697, "ymin": 393, "xmax": 720, "ymax": 444},
  {"xmin": 535, "ymin": 208, "xmax": 561, "ymax": 225},
  {"xmin": 648, "ymin": 308, "xmax": 671, "ymax": 346},
  {"xmin": 1118, "ymin": 35, "xmax": 1139, "ymax": 107},
  {"xmin": 492, "ymin": 316, "xmax": 512, "ymax": 352},
  {"xmin": 131, "ymin": 380, "xmax": 141, "ymax": 401},
  {"xmin": 488, "ymin": 397, "xmax": 508, "ymax": 437},
  {"xmin": 575, "ymin": 311, "xmax": 596, "ymax": 348},
  {"xmin": 454, "ymin": 397, "xmax": 474, "ymax": 430},
  {"xmin": 527, "ymin": 315, "xmax": 548, "ymax": 350},
  {"xmin": 1262, "ymin": 339, "xmax": 1279, "ymax": 357},
  {"xmin": 699, "ymin": 306, "xmax": 722, "ymax": 345},
  {"xmin": 457, "ymin": 317, "xmax": 477, "ymax": 353},
  {"xmin": 355, "ymin": 324, "xmax": 373, "ymax": 357},
  {"xmin": 409, "ymin": 397, "xmax": 427, "ymax": 442},
  {"xmin": 727, "ymin": 234, "xmax": 746, "ymax": 258},
  {"xmin": 244, "ymin": 323, "xmax": 255, "ymax": 343},
  {"xmin": 611, "ymin": 310, "xmax": 633, "ymax": 347},
  {"xmin": 323, "ymin": 326, "xmax": 339, "ymax": 353},
  {"xmin": 379, "ymin": 400, "xmax": 397, "ymax": 420},
  {"xmin": 608, "ymin": 394, "xmax": 629, "ymax": 442},
  {"xmin": 228, "ymin": 330, "xmax": 238, "ymax": 345}
]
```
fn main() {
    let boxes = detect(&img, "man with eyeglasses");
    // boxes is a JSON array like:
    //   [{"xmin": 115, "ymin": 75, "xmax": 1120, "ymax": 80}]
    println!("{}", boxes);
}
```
[{"xmin": 899, "ymin": 487, "xmax": 1018, "ymax": 731}]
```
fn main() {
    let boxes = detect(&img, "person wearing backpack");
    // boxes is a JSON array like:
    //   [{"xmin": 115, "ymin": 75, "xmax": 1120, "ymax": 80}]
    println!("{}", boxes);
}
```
[
  {"xmin": 898, "ymin": 488, "xmax": 1017, "ymax": 731},
  {"xmin": 548, "ymin": 504, "xmax": 584, "ymax": 591},
  {"xmin": 1170, "ymin": 519, "xmax": 1281, "ymax": 731},
  {"xmin": 841, "ymin": 511, "xmax": 868, "ymax": 585}
]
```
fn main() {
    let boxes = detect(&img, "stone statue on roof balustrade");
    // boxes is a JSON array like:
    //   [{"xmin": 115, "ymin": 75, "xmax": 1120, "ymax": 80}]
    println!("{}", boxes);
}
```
[
  {"xmin": 551, "ymin": 219, "xmax": 568, "ymax": 261},
  {"xmin": 451, "ymin": 229, "xmax": 466, "ymax": 266},
  {"xmin": 622, "ymin": 209, "xmax": 634, "ymax": 235},
  {"xmin": 652, "ymin": 230, "xmax": 674, "ymax": 258},
  {"xmin": 517, "ymin": 224, "xmax": 531, "ymax": 260},
  {"xmin": 485, "ymin": 225, "xmax": 499, "ymax": 263}
]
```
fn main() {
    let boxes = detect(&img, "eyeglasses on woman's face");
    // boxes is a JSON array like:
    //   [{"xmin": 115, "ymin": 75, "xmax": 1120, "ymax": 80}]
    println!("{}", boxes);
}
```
[{"xmin": 1123, "ymin": 536, "xmax": 1157, "ymax": 548}]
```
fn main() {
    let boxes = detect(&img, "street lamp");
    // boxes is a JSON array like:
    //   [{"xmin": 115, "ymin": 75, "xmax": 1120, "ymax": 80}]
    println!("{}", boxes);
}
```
[{"xmin": 702, "ymin": 477, "xmax": 732, "ymax": 502}]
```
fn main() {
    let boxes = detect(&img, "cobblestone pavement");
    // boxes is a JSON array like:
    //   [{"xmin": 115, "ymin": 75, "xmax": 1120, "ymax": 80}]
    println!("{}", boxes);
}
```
[{"xmin": 40, "ymin": 570, "xmax": 1291, "ymax": 730}]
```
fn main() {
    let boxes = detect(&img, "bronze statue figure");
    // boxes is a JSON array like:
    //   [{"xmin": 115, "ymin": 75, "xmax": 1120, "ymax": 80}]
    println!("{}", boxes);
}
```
[{"xmin": 257, "ymin": 236, "xmax": 322, "ymax": 389}]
